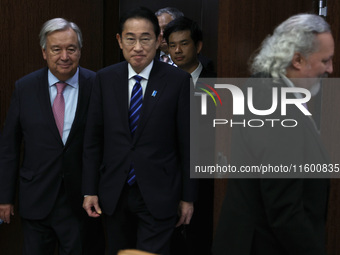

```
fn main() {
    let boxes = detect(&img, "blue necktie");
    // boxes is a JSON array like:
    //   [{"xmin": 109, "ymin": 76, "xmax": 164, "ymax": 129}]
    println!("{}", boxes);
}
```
[{"xmin": 127, "ymin": 75, "xmax": 143, "ymax": 185}]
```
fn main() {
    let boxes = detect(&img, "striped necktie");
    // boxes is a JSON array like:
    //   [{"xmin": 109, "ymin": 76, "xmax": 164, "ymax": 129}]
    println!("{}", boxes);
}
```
[{"xmin": 127, "ymin": 75, "xmax": 143, "ymax": 185}]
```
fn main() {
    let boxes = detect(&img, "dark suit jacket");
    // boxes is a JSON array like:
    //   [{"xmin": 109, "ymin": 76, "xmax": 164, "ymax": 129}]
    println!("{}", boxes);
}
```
[
  {"xmin": 198, "ymin": 55, "xmax": 215, "ymax": 74},
  {"xmin": 0, "ymin": 67, "xmax": 95, "ymax": 219},
  {"xmin": 82, "ymin": 60, "xmax": 197, "ymax": 219},
  {"xmin": 171, "ymin": 66, "xmax": 216, "ymax": 255},
  {"xmin": 199, "ymin": 66, "xmax": 216, "ymax": 79},
  {"xmin": 213, "ymin": 74, "xmax": 330, "ymax": 255}
]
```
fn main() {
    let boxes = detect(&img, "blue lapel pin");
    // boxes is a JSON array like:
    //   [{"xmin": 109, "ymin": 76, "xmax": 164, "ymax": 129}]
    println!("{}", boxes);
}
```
[{"xmin": 152, "ymin": 90, "xmax": 157, "ymax": 97}]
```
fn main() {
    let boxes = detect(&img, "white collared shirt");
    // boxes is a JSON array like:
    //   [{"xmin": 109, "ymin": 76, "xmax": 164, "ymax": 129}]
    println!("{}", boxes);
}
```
[
  {"xmin": 191, "ymin": 62, "xmax": 203, "ymax": 87},
  {"xmin": 48, "ymin": 68, "xmax": 79, "ymax": 144},
  {"xmin": 128, "ymin": 61, "xmax": 153, "ymax": 106}
]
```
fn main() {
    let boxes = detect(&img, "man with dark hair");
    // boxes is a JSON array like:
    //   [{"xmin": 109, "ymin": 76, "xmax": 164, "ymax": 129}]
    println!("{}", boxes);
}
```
[
  {"xmin": 164, "ymin": 16, "xmax": 216, "ymax": 82},
  {"xmin": 0, "ymin": 18, "xmax": 104, "ymax": 255},
  {"xmin": 164, "ymin": 16, "xmax": 215, "ymax": 255},
  {"xmin": 82, "ymin": 7, "xmax": 197, "ymax": 255}
]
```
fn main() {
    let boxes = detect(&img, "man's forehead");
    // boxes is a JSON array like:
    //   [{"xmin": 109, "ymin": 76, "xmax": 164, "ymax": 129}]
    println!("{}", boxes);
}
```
[
  {"xmin": 122, "ymin": 18, "xmax": 156, "ymax": 34},
  {"xmin": 313, "ymin": 32, "xmax": 334, "ymax": 55},
  {"xmin": 169, "ymin": 30, "xmax": 191, "ymax": 40},
  {"xmin": 158, "ymin": 13, "xmax": 173, "ymax": 27}
]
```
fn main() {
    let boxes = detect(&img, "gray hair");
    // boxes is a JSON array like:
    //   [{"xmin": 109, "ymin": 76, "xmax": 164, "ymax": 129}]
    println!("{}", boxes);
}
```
[
  {"xmin": 39, "ymin": 18, "xmax": 83, "ymax": 49},
  {"xmin": 155, "ymin": 7, "xmax": 184, "ymax": 20},
  {"xmin": 251, "ymin": 14, "xmax": 331, "ymax": 78}
]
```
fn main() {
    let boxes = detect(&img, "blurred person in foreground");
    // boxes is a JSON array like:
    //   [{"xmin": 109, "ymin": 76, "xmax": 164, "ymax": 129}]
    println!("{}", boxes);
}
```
[{"xmin": 213, "ymin": 14, "xmax": 333, "ymax": 255}]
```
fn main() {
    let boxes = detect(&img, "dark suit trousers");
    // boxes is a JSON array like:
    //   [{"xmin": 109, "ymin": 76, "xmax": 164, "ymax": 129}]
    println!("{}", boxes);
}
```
[
  {"xmin": 21, "ymin": 183, "xmax": 105, "ymax": 255},
  {"xmin": 170, "ymin": 179, "xmax": 214, "ymax": 255},
  {"xmin": 21, "ymin": 183, "xmax": 82, "ymax": 255},
  {"xmin": 105, "ymin": 183, "xmax": 177, "ymax": 255}
]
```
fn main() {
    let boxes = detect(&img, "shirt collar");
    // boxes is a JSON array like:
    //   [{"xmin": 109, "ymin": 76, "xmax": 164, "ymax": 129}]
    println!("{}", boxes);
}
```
[
  {"xmin": 279, "ymin": 73, "xmax": 303, "ymax": 99},
  {"xmin": 128, "ymin": 61, "xmax": 153, "ymax": 81},
  {"xmin": 48, "ymin": 67, "xmax": 79, "ymax": 88},
  {"xmin": 191, "ymin": 62, "xmax": 203, "ymax": 87}
]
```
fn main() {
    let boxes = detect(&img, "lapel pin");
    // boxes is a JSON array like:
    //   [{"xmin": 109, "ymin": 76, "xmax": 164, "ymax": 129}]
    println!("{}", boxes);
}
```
[{"xmin": 152, "ymin": 90, "xmax": 157, "ymax": 97}]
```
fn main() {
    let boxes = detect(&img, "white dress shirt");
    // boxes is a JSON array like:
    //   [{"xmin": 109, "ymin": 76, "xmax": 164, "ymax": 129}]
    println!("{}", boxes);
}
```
[
  {"xmin": 128, "ymin": 61, "xmax": 153, "ymax": 106},
  {"xmin": 191, "ymin": 62, "xmax": 203, "ymax": 87}
]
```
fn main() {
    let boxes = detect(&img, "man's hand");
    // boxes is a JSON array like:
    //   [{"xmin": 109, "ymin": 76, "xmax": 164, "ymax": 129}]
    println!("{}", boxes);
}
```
[
  {"xmin": 176, "ymin": 201, "xmax": 194, "ymax": 227},
  {"xmin": 0, "ymin": 204, "xmax": 14, "ymax": 224},
  {"xmin": 83, "ymin": 195, "xmax": 102, "ymax": 218}
]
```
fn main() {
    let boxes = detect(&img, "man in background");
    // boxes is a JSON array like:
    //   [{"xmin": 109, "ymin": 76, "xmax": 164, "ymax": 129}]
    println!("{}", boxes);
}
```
[
  {"xmin": 155, "ymin": 7, "xmax": 184, "ymax": 65},
  {"xmin": 0, "ymin": 18, "xmax": 104, "ymax": 255},
  {"xmin": 213, "ymin": 14, "xmax": 334, "ymax": 255},
  {"xmin": 164, "ymin": 16, "xmax": 215, "ymax": 255},
  {"xmin": 164, "ymin": 16, "xmax": 216, "ymax": 83}
]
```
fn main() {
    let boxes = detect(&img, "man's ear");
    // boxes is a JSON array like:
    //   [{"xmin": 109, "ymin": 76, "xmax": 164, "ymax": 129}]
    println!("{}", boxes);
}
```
[
  {"xmin": 116, "ymin": 33, "xmax": 123, "ymax": 49},
  {"xmin": 291, "ymin": 52, "xmax": 304, "ymax": 70},
  {"xmin": 156, "ymin": 34, "xmax": 161, "ymax": 49},
  {"xmin": 42, "ymin": 47, "xmax": 47, "ymax": 60},
  {"xmin": 196, "ymin": 41, "xmax": 203, "ymax": 54}
]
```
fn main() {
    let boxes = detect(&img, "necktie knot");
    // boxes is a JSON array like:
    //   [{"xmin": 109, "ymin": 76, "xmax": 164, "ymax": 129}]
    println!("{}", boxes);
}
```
[
  {"xmin": 56, "ymin": 82, "xmax": 67, "ymax": 94},
  {"xmin": 133, "ymin": 75, "xmax": 143, "ymax": 84}
]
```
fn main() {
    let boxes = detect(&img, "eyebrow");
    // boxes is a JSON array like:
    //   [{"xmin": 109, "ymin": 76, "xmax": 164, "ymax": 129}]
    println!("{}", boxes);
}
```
[
  {"xmin": 170, "ymin": 39, "xmax": 189, "ymax": 44},
  {"xmin": 50, "ymin": 44, "xmax": 78, "ymax": 48},
  {"xmin": 124, "ymin": 32, "xmax": 152, "ymax": 37}
]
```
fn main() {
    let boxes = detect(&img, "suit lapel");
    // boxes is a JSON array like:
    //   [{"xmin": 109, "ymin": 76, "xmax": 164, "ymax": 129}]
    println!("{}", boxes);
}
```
[
  {"xmin": 133, "ymin": 61, "xmax": 167, "ymax": 141},
  {"xmin": 296, "ymin": 105, "xmax": 330, "ymax": 162},
  {"xmin": 38, "ymin": 68, "xmax": 64, "ymax": 145},
  {"xmin": 65, "ymin": 67, "xmax": 93, "ymax": 147},
  {"xmin": 113, "ymin": 63, "xmax": 130, "ymax": 136},
  {"xmin": 277, "ymin": 79, "xmax": 330, "ymax": 162}
]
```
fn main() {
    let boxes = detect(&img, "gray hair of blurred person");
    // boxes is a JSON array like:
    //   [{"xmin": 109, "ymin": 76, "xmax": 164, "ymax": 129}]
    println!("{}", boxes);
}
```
[
  {"xmin": 39, "ymin": 18, "xmax": 83, "ymax": 49},
  {"xmin": 250, "ymin": 14, "xmax": 331, "ymax": 78},
  {"xmin": 155, "ymin": 7, "xmax": 184, "ymax": 20}
]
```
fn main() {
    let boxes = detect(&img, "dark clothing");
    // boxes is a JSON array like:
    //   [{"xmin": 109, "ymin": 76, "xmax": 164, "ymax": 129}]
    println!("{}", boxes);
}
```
[
  {"xmin": 171, "ymin": 66, "xmax": 216, "ymax": 255},
  {"xmin": 0, "ymin": 67, "xmax": 105, "ymax": 254},
  {"xmin": 212, "ymin": 74, "xmax": 330, "ymax": 255},
  {"xmin": 83, "ymin": 60, "xmax": 197, "ymax": 254}
]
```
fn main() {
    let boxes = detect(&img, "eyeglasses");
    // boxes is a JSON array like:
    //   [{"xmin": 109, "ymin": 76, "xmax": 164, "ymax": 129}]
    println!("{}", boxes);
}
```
[{"xmin": 122, "ymin": 37, "xmax": 155, "ymax": 46}]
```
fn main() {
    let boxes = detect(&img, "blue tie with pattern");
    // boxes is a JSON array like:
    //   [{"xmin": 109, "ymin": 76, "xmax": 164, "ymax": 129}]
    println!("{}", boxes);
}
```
[{"xmin": 127, "ymin": 75, "xmax": 143, "ymax": 185}]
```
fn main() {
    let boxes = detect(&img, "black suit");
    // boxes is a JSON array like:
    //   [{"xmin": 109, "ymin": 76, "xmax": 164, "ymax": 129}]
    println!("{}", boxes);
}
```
[
  {"xmin": 198, "ymin": 54, "xmax": 215, "ymax": 74},
  {"xmin": 171, "ymin": 65, "xmax": 216, "ymax": 255},
  {"xmin": 0, "ymin": 67, "xmax": 104, "ymax": 254},
  {"xmin": 83, "ymin": 60, "xmax": 197, "ymax": 254},
  {"xmin": 212, "ymin": 74, "xmax": 330, "ymax": 255}
]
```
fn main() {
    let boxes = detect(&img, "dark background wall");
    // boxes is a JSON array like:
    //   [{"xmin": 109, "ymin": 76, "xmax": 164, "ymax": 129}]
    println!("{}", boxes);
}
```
[{"xmin": 1, "ymin": 0, "xmax": 340, "ymax": 254}]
